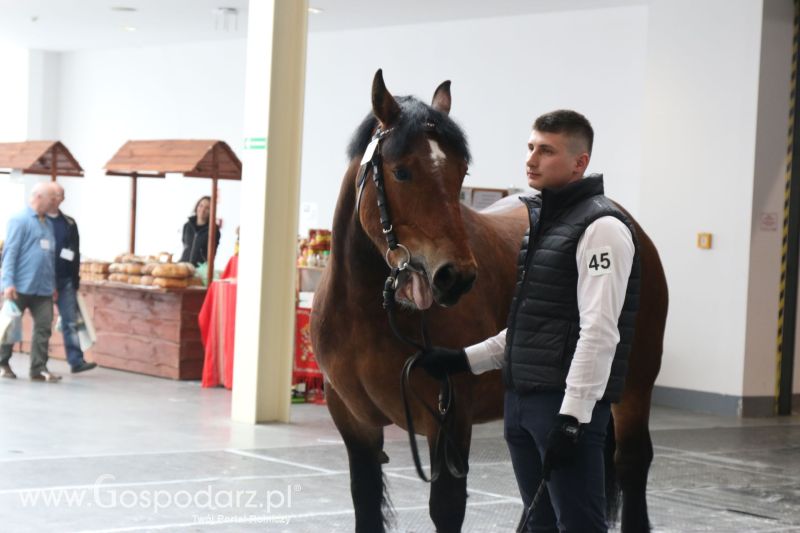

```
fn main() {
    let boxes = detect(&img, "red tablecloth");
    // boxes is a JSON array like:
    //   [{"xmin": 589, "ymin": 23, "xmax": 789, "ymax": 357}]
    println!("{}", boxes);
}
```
[
  {"xmin": 294, "ymin": 306, "xmax": 324, "ymax": 402},
  {"xmin": 198, "ymin": 279, "xmax": 237, "ymax": 389},
  {"xmin": 222, "ymin": 254, "xmax": 238, "ymax": 279}
]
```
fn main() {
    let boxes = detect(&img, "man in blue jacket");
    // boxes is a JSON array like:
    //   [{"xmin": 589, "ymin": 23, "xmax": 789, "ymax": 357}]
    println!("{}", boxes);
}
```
[{"xmin": 1, "ymin": 182, "xmax": 62, "ymax": 382}]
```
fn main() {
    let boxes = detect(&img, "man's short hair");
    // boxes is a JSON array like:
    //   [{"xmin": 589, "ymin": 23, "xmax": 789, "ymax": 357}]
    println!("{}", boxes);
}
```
[{"xmin": 533, "ymin": 110, "xmax": 594, "ymax": 156}]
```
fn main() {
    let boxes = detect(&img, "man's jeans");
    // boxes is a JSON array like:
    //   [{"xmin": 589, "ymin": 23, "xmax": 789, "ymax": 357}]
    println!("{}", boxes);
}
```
[
  {"xmin": 0, "ymin": 293, "xmax": 53, "ymax": 375},
  {"xmin": 55, "ymin": 279, "xmax": 85, "ymax": 369},
  {"xmin": 505, "ymin": 390, "xmax": 611, "ymax": 532}
]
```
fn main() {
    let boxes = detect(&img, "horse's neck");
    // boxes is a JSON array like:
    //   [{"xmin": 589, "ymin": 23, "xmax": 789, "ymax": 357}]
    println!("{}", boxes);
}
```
[{"xmin": 327, "ymin": 163, "xmax": 387, "ymax": 295}]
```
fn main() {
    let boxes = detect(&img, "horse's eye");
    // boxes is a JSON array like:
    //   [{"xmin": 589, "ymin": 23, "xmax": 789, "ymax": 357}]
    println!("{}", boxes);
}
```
[{"xmin": 393, "ymin": 168, "xmax": 411, "ymax": 182}]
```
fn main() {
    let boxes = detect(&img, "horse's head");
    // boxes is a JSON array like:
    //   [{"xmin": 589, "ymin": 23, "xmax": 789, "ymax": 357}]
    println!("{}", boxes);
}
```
[{"xmin": 349, "ymin": 70, "xmax": 477, "ymax": 310}]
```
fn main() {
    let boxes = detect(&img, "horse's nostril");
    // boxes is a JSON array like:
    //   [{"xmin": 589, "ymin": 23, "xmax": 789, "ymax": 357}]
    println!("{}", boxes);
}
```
[
  {"xmin": 433, "ymin": 264, "xmax": 458, "ymax": 292},
  {"xmin": 433, "ymin": 264, "xmax": 477, "ymax": 302}
]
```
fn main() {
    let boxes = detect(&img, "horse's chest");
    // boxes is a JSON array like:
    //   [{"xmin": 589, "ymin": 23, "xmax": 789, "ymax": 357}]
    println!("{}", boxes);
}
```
[{"xmin": 317, "ymin": 328, "xmax": 404, "ymax": 426}]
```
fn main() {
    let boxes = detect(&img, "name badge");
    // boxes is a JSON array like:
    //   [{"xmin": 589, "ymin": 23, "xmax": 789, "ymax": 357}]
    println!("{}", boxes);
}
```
[
  {"xmin": 60, "ymin": 248, "xmax": 75, "ymax": 261},
  {"xmin": 40, "ymin": 239, "xmax": 51, "ymax": 251}
]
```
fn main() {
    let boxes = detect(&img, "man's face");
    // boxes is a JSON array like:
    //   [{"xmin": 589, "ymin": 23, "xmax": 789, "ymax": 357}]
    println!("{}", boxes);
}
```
[
  {"xmin": 54, "ymin": 189, "xmax": 65, "ymax": 208},
  {"xmin": 32, "ymin": 192, "xmax": 50, "ymax": 215},
  {"xmin": 525, "ymin": 130, "xmax": 588, "ymax": 191}
]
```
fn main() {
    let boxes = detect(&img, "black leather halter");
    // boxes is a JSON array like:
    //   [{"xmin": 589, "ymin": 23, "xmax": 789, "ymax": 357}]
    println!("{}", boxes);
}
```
[{"xmin": 356, "ymin": 126, "xmax": 467, "ymax": 483}]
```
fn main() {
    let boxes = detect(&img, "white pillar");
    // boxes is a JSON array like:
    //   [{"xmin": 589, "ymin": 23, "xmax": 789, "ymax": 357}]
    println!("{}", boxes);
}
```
[{"xmin": 232, "ymin": 0, "xmax": 308, "ymax": 423}]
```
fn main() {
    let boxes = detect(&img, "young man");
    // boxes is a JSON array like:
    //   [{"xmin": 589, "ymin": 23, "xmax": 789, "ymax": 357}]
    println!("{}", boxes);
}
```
[
  {"xmin": 419, "ymin": 110, "xmax": 640, "ymax": 532},
  {"xmin": 1, "ymin": 182, "xmax": 62, "ymax": 382},
  {"xmin": 47, "ymin": 183, "xmax": 96, "ymax": 374}
]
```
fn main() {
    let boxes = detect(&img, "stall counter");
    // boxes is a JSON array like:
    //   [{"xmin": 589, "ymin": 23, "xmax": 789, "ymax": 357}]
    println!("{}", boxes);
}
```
[{"xmin": 17, "ymin": 280, "xmax": 206, "ymax": 380}]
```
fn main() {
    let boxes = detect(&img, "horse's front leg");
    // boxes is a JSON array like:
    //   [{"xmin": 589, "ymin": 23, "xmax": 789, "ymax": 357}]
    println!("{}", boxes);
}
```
[
  {"xmin": 427, "ymin": 412, "xmax": 472, "ymax": 533},
  {"xmin": 326, "ymin": 384, "xmax": 391, "ymax": 533}
]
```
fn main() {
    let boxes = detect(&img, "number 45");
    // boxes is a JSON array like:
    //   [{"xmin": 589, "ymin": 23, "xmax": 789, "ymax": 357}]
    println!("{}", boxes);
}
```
[{"xmin": 589, "ymin": 253, "xmax": 610, "ymax": 270}]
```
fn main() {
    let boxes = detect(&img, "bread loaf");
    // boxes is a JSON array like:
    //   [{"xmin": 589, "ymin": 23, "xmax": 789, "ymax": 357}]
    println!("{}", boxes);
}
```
[
  {"xmin": 141, "ymin": 263, "xmax": 157, "ymax": 275},
  {"xmin": 125, "ymin": 263, "xmax": 143, "ymax": 275},
  {"xmin": 153, "ymin": 277, "xmax": 189, "ymax": 289},
  {"xmin": 90, "ymin": 262, "xmax": 111, "ymax": 274},
  {"xmin": 187, "ymin": 276, "xmax": 204, "ymax": 287},
  {"xmin": 151, "ymin": 263, "xmax": 190, "ymax": 279},
  {"xmin": 109, "ymin": 273, "xmax": 129, "ymax": 283},
  {"xmin": 140, "ymin": 276, "xmax": 155, "ymax": 286},
  {"xmin": 177, "ymin": 262, "xmax": 196, "ymax": 276},
  {"xmin": 127, "ymin": 275, "xmax": 142, "ymax": 285}
]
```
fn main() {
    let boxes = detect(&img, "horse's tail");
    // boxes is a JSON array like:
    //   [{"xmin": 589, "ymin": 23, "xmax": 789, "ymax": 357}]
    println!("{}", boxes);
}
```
[{"xmin": 604, "ymin": 413, "xmax": 621, "ymax": 525}]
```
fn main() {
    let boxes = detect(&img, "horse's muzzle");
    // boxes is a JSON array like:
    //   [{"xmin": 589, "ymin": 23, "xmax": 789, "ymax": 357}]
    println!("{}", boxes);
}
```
[{"xmin": 432, "ymin": 263, "xmax": 477, "ymax": 307}]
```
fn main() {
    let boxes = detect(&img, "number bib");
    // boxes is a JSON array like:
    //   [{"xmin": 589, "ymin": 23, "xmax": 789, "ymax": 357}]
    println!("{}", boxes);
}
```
[{"xmin": 587, "ymin": 246, "xmax": 613, "ymax": 276}]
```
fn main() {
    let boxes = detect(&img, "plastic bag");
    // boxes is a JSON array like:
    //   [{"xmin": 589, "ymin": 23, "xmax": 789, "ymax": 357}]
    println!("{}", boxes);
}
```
[
  {"xmin": 195, "ymin": 262, "xmax": 218, "ymax": 287},
  {"xmin": 0, "ymin": 300, "xmax": 22, "ymax": 345},
  {"xmin": 195, "ymin": 262, "xmax": 209, "ymax": 287},
  {"xmin": 76, "ymin": 293, "xmax": 96, "ymax": 351},
  {"xmin": 54, "ymin": 296, "xmax": 96, "ymax": 351}
]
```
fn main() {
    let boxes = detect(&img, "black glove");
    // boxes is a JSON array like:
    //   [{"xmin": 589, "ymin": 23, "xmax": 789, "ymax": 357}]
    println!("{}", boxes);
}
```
[
  {"xmin": 415, "ymin": 346, "xmax": 470, "ymax": 380},
  {"xmin": 542, "ymin": 414, "xmax": 582, "ymax": 481}
]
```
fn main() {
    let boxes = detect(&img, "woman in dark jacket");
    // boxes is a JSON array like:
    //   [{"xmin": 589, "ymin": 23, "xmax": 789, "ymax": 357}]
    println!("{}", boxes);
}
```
[{"xmin": 180, "ymin": 196, "xmax": 221, "ymax": 266}]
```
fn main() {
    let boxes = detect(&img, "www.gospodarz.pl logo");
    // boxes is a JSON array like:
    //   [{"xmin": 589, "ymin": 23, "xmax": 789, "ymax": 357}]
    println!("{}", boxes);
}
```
[{"xmin": 19, "ymin": 474, "xmax": 302, "ymax": 516}]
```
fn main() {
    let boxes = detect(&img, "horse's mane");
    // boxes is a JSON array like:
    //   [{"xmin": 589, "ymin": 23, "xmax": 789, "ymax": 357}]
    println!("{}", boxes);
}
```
[{"xmin": 346, "ymin": 96, "xmax": 471, "ymax": 165}]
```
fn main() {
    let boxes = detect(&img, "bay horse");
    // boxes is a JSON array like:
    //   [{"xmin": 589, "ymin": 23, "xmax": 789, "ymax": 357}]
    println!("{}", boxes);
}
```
[{"xmin": 310, "ymin": 70, "xmax": 668, "ymax": 532}]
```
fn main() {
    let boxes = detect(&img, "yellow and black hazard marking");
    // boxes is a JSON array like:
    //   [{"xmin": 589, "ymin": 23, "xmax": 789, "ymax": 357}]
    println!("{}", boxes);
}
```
[{"xmin": 776, "ymin": 0, "xmax": 800, "ymax": 415}]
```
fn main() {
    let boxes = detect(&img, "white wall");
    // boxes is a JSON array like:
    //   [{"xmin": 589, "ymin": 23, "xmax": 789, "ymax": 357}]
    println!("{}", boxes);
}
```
[
  {"xmin": 744, "ymin": 0, "xmax": 796, "ymax": 397},
  {"xmin": 53, "ymin": 39, "xmax": 247, "ymax": 265},
  {"xmin": 27, "ymin": 50, "xmax": 60, "ymax": 140},
  {"xmin": 640, "ymin": 0, "xmax": 765, "ymax": 396},
  {"xmin": 0, "ymin": 45, "xmax": 31, "ymax": 242},
  {"xmin": 300, "ymin": 6, "xmax": 648, "ymax": 230}
]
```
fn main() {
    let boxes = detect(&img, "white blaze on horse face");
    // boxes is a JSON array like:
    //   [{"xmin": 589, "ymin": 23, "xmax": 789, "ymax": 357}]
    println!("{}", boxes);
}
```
[{"xmin": 429, "ymin": 140, "xmax": 447, "ymax": 168}]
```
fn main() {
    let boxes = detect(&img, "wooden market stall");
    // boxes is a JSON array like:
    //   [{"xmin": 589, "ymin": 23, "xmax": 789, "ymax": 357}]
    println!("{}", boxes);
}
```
[
  {"xmin": 0, "ymin": 141, "xmax": 84, "ymax": 180},
  {"xmin": 56, "ymin": 140, "xmax": 243, "ymax": 380},
  {"xmin": 104, "ymin": 139, "xmax": 242, "ymax": 284}
]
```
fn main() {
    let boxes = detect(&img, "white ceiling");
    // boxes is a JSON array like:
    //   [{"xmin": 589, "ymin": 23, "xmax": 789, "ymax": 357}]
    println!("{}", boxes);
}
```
[{"xmin": 0, "ymin": 0, "xmax": 646, "ymax": 52}]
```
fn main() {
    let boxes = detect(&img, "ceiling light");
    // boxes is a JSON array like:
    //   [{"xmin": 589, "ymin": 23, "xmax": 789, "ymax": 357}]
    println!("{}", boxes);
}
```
[
  {"xmin": 122, "ymin": 26, "xmax": 137, "ymax": 32},
  {"xmin": 111, "ymin": 6, "xmax": 138, "ymax": 12},
  {"xmin": 308, "ymin": 7, "xmax": 324, "ymax": 14},
  {"xmin": 214, "ymin": 7, "xmax": 239, "ymax": 31}
]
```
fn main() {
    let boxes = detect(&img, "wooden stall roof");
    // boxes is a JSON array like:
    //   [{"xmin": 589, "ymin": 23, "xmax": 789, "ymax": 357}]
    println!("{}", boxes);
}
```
[
  {"xmin": 0, "ymin": 141, "xmax": 84, "ymax": 177},
  {"xmin": 104, "ymin": 140, "xmax": 242, "ymax": 180}
]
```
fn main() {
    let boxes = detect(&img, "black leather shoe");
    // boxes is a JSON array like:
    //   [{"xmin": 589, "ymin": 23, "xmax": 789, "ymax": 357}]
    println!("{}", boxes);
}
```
[
  {"xmin": 0, "ymin": 364, "xmax": 16, "ymax": 379},
  {"xmin": 30, "ymin": 370, "xmax": 62, "ymax": 382},
  {"xmin": 71, "ymin": 361, "xmax": 97, "ymax": 374}
]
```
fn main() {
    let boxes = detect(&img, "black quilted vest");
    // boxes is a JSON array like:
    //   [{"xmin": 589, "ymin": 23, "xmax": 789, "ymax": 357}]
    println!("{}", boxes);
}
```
[{"xmin": 501, "ymin": 175, "xmax": 640, "ymax": 402}]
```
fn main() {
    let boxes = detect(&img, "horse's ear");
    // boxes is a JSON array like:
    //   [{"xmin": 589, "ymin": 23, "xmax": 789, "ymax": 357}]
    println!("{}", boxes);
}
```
[
  {"xmin": 431, "ymin": 80, "xmax": 452, "ymax": 116},
  {"xmin": 372, "ymin": 69, "xmax": 400, "ymax": 127}
]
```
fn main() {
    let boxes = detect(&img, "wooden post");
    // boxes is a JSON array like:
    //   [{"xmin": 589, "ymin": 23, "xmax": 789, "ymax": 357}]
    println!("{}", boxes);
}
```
[
  {"xmin": 207, "ymin": 145, "xmax": 219, "ymax": 286},
  {"xmin": 130, "ymin": 173, "xmax": 138, "ymax": 254},
  {"xmin": 50, "ymin": 143, "xmax": 57, "ymax": 182}
]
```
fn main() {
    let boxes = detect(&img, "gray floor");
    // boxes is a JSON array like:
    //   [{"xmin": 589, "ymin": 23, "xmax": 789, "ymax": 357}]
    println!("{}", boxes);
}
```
[{"xmin": 1, "ymin": 354, "xmax": 799, "ymax": 532}]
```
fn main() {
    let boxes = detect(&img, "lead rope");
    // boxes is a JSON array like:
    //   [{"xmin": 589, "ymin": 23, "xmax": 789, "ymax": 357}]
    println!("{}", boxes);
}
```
[
  {"xmin": 362, "ymin": 128, "xmax": 467, "ymax": 482},
  {"xmin": 516, "ymin": 479, "xmax": 547, "ymax": 533}
]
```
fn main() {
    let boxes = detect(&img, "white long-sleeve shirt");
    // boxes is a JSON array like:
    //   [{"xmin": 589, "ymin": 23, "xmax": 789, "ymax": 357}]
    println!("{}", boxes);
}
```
[{"xmin": 465, "ymin": 215, "xmax": 635, "ymax": 424}]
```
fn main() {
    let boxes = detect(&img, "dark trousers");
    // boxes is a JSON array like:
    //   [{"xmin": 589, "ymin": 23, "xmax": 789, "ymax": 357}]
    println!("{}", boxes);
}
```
[
  {"xmin": 504, "ymin": 390, "xmax": 611, "ymax": 533},
  {"xmin": 0, "ymin": 293, "xmax": 53, "ymax": 375},
  {"xmin": 55, "ymin": 279, "xmax": 85, "ymax": 369}
]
